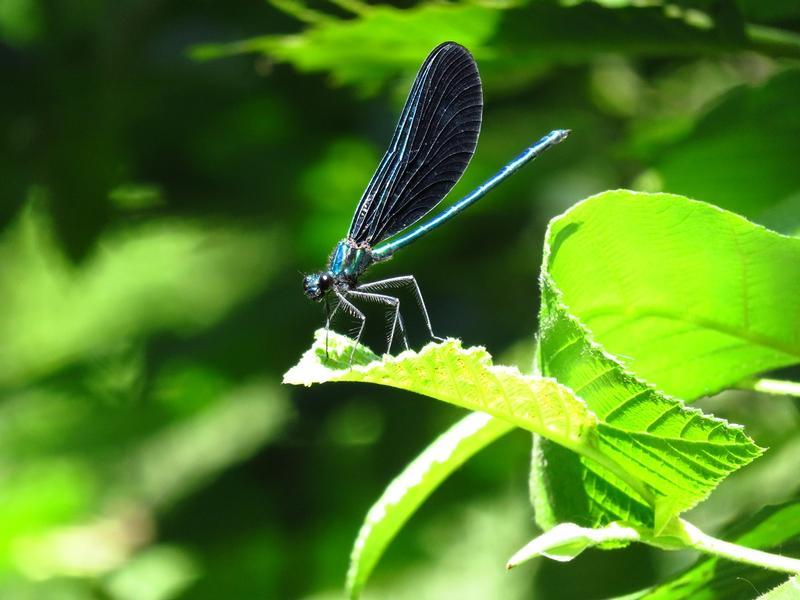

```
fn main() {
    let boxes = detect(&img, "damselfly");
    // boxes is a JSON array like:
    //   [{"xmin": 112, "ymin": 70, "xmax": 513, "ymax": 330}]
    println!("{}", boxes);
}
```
[{"xmin": 303, "ymin": 42, "xmax": 569, "ymax": 359}]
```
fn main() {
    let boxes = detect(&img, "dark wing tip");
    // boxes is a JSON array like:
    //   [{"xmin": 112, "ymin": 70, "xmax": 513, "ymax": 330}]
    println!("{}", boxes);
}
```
[
  {"xmin": 348, "ymin": 41, "xmax": 483, "ymax": 245},
  {"xmin": 430, "ymin": 41, "xmax": 476, "ymax": 62},
  {"xmin": 432, "ymin": 40, "xmax": 467, "ymax": 50}
]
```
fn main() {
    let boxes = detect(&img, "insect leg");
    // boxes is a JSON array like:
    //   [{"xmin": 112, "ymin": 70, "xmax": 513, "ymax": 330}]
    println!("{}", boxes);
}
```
[
  {"xmin": 322, "ymin": 295, "xmax": 346, "ymax": 357},
  {"xmin": 357, "ymin": 275, "xmax": 442, "ymax": 342},
  {"xmin": 323, "ymin": 295, "xmax": 331, "ymax": 359},
  {"xmin": 335, "ymin": 291, "xmax": 366, "ymax": 366},
  {"xmin": 347, "ymin": 290, "xmax": 409, "ymax": 354}
]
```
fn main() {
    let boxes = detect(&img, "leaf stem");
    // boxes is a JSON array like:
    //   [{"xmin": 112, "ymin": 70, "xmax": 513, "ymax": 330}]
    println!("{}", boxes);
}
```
[
  {"xmin": 738, "ymin": 378, "xmax": 800, "ymax": 398},
  {"xmin": 682, "ymin": 520, "xmax": 800, "ymax": 575},
  {"xmin": 747, "ymin": 23, "xmax": 800, "ymax": 58}
]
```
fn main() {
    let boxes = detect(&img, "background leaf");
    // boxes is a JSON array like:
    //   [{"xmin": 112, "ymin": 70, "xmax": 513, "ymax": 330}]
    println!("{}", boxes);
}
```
[
  {"xmin": 4, "ymin": 0, "xmax": 800, "ymax": 597},
  {"xmin": 193, "ymin": 4, "xmax": 501, "ymax": 93},
  {"xmin": 0, "ymin": 202, "xmax": 277, "ymax": 387},
  {"xmin": 346, "ymin": 412, "xmax": 513, "ymax": 599},
  {"xmin": 194, "ymin": 2, "xmax": 800, "ymax": 94},
  {"xmin": 640, "ymin": 70, "xmax": 800, "ymax": 231}
]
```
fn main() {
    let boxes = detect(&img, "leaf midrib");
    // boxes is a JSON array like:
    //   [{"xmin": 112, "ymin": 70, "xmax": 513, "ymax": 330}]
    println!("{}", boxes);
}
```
[{"xmin": 600, "ymin": 423, "xmax": 756, "ymax": 449}]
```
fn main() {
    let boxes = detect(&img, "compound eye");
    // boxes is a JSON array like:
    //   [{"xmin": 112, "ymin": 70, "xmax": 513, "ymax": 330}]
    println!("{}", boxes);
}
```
[{"xmin": 319, "ymin": 273, "xmax": 333, "ymax": 290}]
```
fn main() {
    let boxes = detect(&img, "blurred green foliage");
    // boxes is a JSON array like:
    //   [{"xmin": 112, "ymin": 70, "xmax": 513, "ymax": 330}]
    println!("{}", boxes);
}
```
[{"xmin": 1, "ymin": 0, "xmax": 799, "ymax": 598}]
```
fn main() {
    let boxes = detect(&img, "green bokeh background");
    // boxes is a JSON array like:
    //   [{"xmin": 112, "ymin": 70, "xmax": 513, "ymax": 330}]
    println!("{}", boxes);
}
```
[{"xmin": 1, "ymin": 1, "xmax": 799, "ymax": 598}]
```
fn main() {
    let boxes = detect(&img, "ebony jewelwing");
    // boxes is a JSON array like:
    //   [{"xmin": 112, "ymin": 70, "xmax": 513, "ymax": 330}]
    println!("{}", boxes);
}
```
[{"xmin": 303, "ymin": 42, "xmax": 569, "ymax": 360}]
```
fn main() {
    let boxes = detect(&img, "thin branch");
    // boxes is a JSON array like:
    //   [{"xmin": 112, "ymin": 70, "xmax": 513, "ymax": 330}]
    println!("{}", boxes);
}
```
[{"xmin": 682, "ymin": 520, "xmax": 800, "ymax": 575}]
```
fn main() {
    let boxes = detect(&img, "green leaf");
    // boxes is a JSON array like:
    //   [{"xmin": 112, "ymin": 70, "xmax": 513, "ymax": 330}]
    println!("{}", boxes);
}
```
[
  {"xmin": 285, "ymin": 330, "xmax": 601, "ymax": 596},
  {"xmin": 0, "ymin": 202, "xmax": 277, "ymax": 387},
  {"xmin": 534, "ymin": 189, "xmax": 798, "ymax": 532},
  {"xmin": 284, "ymin": 330, "xmax": 597, "ymax": 451},
  {"xmin": 345, "ymin": 412, "xmax": 513, "ymax": 599},
  {"xmin": 543, "ymin": 190, "xmax": 800, "ymax": 400},
  {"xmin": 192, "ymin": 3, "xmax": 788, "ymax": 94},
  {"xmin": 758, "ymin": 577, "xmax": 800, "ymax": 600},
  {"xmin": 648, "ymin": 70, "xmax": 800, "ymax": 231},
  {"xmin": 192, "ymin": 4, "xmax": 500, "ymax": 92},
  {"xmin": 638, "ymin": 502, "xmax": 800, "ymax": 599},
  {"xmin": 286, "ymin": 327, "xmax": 760, "ymax": 531}
]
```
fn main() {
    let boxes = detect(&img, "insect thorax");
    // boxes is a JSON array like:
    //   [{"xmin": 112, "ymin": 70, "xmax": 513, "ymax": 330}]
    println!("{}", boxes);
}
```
[{"xmin": 328, "ymin": 238, "xmax": 375, "ymax": 283}]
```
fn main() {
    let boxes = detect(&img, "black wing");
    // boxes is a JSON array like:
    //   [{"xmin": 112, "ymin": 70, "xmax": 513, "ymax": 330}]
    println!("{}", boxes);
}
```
[{"xmin": 348, "ymin": 42, "xmax": 483, "ymax": 246}]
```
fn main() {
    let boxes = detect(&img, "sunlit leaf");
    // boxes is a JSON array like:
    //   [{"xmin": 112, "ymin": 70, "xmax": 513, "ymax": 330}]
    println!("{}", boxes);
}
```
[
  {"xmin": 534, "ymin": 190, "xmax": 799, "ymax": 531},
  {"xmin": 286, "ymin": 327, "xmax": 760, "ymax": 532},
  {"xmin": 543, "ymin": 190, "xmax": 800, "ymax": 399},
  {"xmin": 284, "ymin": 330, "xmax": 596, "ymax": 448},
  {"xmin": 757, "ymin": 577, "xmax": 800, "ymax": 600},
  {"xmin": 192, "ymin": 3, "xmax": 775, "ymax": 94},
  {"xmin": 192, "ymin": 4, "xmax": 500, "ymax": 93}
]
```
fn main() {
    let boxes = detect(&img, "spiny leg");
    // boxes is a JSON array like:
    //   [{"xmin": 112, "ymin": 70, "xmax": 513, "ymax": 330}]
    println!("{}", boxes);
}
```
[
  {"xmin": 334, "ymin": 291, "xmax": 366, "ymax": 366},
  {"xmin": 323, "ymin": 295, "xmax": 332, "ymax": 359},
  {"xmin": 347, "ymin": 290, "xmax": 409, "ymax": 355},
  {"xmin": 328, "ymin": 297, "xmax": 342, "ymax": 323},
  {"xmin": 357, "ymin": 275, "xmax": 442, "ymax": 342},
  {"xmin": 323, "ymin": 295, "xmax": 345, "ymax": 356}
]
